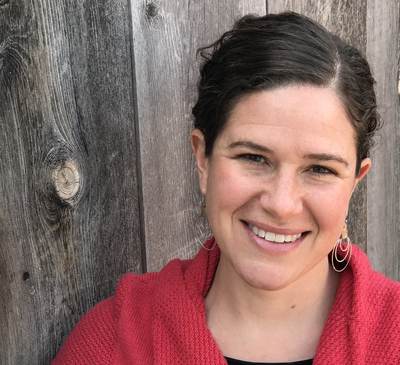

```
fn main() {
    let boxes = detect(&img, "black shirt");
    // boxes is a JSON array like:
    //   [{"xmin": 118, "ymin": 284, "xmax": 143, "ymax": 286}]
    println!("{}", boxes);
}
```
[{"xmin": 225, "ymin": 357, "xmax": 313, "ymax": 365}]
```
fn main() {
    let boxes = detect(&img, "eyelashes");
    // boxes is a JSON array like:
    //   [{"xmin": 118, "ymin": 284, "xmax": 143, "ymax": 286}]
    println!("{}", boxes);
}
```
[
  {"xmin": 237, "ymin": 153, "xmax": 267, "ymax": 165},
  {"xmin": 236, "ymin": 154, "xmax": 338, "ymax": 176},
  {"xmin": 309, "ymin": 165, "xmax": 338, "ymax": 176}
]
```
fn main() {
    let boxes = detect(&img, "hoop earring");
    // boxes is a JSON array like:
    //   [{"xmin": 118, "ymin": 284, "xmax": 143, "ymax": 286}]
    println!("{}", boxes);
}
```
[
  {"xmin": 200, "ymin": 235, "xmax": 217, "ymax": 251},
  {"xmin": 331, "ymin": 219, "xmax": 352, "ymax": 273},
  {"xmin": 199, "ymin": 189, "xmax": 216, "ymax": 251}
]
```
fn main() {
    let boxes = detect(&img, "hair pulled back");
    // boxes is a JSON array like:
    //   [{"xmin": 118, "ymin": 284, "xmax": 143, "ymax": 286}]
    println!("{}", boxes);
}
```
[{"xmin": 192, "ymin": 12, "xmax": 380, "ymax": 174}]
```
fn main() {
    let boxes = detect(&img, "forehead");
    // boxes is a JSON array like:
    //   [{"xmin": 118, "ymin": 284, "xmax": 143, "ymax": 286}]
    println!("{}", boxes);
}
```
[{"xmin": 216, "ymin": 85, "xmax": 357, "ymax": 160}]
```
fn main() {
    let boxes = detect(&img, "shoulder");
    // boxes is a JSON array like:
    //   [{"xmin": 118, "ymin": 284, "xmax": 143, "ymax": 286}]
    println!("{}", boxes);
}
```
[
  {"xmin": 365, "ymin": 270, "xmax": 400, "ymax": 360},
  {"xmin": 52, "ymin": 259, "xmax": 191, "ymax": 365},
  {"xmin": 51, "ymin": 272, "xmax": 158, "ymax": 364},
  {"xmin": 351, "ymin": 247, "xmax": 400, "ymax": 358},
  {"xmin": 367, "ymin": 268, "xmax": 400, "ymax": 309},
  {"xmin": 352, "ymin": 245, "xmax": 400, "ymax": 300},
  {"xmin": 52, "ymin": 296, "xmax": 117, "ymax": 364},
  {"xmin": 318, "ymin": 247, "xmax": 400, "ymax": 362},
  {"xmin": 351, "ymin": 246, "xmax": 400, "ymax": 308},
  {"xmin": 114, "ymin": 258, "xmax": 192, "ymax": 312}
]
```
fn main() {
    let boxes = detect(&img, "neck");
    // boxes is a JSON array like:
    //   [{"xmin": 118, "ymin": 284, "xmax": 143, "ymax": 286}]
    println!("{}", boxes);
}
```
[{"xmin": 205, "ymin": 254, "xmax": 340, "ymax": 361}]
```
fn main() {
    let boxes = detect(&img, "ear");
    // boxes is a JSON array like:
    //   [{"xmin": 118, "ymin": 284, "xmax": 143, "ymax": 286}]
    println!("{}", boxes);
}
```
[
  {"xmin": 190, "ymin": 129, "xmax": 209, "ymax": 193},
  {"xmin": 354, "ymin": 158, "xmax": 371, "ymax": 188}
]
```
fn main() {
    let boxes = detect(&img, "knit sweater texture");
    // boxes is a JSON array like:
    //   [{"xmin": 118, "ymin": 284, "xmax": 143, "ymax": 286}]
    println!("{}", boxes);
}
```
[{"xmin": 53, "ymin": 238, "xmax": 400, "ymax": 364}]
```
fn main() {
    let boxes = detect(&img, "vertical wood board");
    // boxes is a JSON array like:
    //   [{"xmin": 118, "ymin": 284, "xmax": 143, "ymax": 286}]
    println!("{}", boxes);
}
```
[
  {"xmin": 0, "ymin": 0, "xmax": 142, "ymax": 363},
  {"xmin": 366, "ymin": 0, "xmax": 400, "ymax": 280}
]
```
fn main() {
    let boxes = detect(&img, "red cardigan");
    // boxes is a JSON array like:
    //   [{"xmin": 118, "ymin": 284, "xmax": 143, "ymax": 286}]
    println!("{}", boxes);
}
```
[{"xmin": 53, "ymin": 239, "xmax": 400, "ymax": 364}]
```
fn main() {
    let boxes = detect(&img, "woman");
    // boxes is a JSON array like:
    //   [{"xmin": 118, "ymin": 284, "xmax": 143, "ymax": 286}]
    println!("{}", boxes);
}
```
[{"xmin": 53, "ymin": 12, "xmax": 400, "ymax": 364}]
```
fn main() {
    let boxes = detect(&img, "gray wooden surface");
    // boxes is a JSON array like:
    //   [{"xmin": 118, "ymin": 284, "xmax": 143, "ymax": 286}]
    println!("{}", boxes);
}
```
[
  {"xmin": 366, "ymin": 0, "xmax": 400, "ymax": 279},
  {"xmin": 0, "ymin": 0, "xmax": 142, "ymax": 364},
  {"xmin": 0, "ymin": 1, "xmax": 399, "ymax": 364}
]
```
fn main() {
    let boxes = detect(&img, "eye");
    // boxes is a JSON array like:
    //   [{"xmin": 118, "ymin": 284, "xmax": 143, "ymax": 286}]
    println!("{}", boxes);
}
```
[
  {"xmin": 238, "ymin": 153, "xmax": 266, "ymax": 165},
  {"xmin": 310, "ymin": 165, "xmax": 337, "ymax": 176}
]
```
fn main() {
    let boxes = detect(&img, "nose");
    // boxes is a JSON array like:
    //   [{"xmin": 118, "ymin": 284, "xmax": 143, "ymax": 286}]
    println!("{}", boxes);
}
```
[{"xmin": 259, "ymin": 168, "xmax": 303, "ymax": 220}]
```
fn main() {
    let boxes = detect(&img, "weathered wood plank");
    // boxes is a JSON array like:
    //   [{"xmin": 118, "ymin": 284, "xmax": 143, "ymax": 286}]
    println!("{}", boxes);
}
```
[
  {"xmin": 0, "ymin": 0, "xmax": 142, "ymax": 363},
  {"xmin": 268, "ymin": 0, "xmax": 369, "ymax": 253},
  {"xmin": 366, "ymin": 0, "xmax": 400, "ymax": 280},
  {"xmin": 131, "ymin": 1, "xmax": 267, "ymax": 272}
]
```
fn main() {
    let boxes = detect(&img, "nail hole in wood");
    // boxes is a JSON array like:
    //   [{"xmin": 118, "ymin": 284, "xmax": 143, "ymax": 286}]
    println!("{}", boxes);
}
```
[
  {"xmin": 23, "ymin": 272, "xmax": 30, "ymax": 281},
  {"xmin": 146, "ymin": 3, "xmax": 159, "ymax": 18}
]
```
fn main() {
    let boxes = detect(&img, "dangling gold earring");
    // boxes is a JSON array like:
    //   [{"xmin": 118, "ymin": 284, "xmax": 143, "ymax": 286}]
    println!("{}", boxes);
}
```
[{"xmin": 331, "ymin": 219, "xmax": 352, "ymax": 272}]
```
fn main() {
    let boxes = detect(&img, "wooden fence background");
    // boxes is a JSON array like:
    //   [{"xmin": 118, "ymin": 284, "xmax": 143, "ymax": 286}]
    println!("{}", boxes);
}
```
[{"xmin": 0, "ymin": 0, "xmax": 398, "ymax": 364}]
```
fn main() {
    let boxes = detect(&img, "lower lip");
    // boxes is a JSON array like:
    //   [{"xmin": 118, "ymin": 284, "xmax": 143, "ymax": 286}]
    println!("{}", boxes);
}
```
[{"xmin": 243, "ymin": 222, "xmax": 306, "ymax": 254}]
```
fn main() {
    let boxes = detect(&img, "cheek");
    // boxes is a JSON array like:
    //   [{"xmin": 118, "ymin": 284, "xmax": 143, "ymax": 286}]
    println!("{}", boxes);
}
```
[
  {"xmin": 207, "ymin": 161, "xmax": 256, "ymax": 217},
  {"xmin": 307, "ymin": 184, "xmax": 352, "ymax": 237}
]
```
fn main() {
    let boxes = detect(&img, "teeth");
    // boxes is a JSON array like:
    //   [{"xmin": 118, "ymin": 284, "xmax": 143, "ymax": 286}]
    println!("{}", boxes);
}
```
[
  {"xmin": 258, "ymin": 229, "xmax": 266, "ymax": 238},
  {"xmin": 284, "ymin": 235, "xmax": 292, "ymax": 242},
  {"xmin": 265, "ymin": 232, "xmax": 275, "ymax": 241},
  {"xmin": 249, "ymin": 224, "xmax": 302, "ymax": 243}
]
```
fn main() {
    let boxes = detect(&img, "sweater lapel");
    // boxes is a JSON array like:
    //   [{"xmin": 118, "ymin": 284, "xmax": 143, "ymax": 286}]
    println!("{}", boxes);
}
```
[
  {"xmin": 152, "ymin": 238, "xmax": 227, "ymax": 364},
  {"xmin": 313, "ymin": 245, "xmax": 371, "ymax": 364}
]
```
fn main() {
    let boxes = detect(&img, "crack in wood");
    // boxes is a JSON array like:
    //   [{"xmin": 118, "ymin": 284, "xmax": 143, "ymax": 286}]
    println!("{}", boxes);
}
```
[{"xmin": 398, "ymin": 67, "xmax": 400, "ymax": 94}]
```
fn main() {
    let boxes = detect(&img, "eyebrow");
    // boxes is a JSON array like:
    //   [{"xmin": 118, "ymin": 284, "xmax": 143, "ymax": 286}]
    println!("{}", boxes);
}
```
[
  {"xmin": 228, "ymin": 140, "xmax": 273, "ymax": 153},
  {"xmin": 304, "ymin": 153, "xmax": 349, "ymax": 167},
  {"xmin": 228, "ymin": 140, "xmax": 349, "ymax": 167}
]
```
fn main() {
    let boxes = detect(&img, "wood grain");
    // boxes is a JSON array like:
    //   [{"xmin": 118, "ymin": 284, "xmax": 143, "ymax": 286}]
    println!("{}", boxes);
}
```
[
  {"xmin": 268, "ymin": 0, "xmax": 369, "ymax": 252},
  {"xmin": 366, "ymin": 0, "xmax": 400, "ymax": 280},
  {"xmin": 0, "ymin": 0, "xmax": 142, "ymax": 363},
  {"xmin": 131, "ymin": 0, "xmax": 267, "ymax": 272}
]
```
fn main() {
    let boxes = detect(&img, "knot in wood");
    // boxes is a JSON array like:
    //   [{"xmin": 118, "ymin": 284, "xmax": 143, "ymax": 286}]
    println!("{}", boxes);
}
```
[
  {"xmin": 146, "ymin": 3, "xmax": 159, "ymax": 18},
  {"xmin": 53, "ymin": 161, "xmax": 80, "ymax": 200}
]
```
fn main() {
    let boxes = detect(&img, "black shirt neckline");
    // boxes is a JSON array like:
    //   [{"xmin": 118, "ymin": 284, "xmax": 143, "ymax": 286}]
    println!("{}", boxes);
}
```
[{"xmin": 224, "ymin": 356, "xmax": 314, "ymax": 365}]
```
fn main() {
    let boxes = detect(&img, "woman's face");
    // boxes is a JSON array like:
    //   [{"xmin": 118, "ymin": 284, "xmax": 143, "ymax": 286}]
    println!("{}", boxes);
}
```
[{"xmin": 191, "ymin": 85, "xmax": 371, "ymax": 291}]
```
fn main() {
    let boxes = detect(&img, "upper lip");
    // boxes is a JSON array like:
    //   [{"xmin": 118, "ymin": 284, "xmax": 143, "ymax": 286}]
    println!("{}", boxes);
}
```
[{"xmin": 244, "ymin": 220, "xmax": 307, "ymax": 236}]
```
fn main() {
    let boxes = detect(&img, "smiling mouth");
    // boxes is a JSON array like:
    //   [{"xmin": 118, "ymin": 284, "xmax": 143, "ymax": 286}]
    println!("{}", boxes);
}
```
[{"xmin": 247, "ymin": 223, "xmax": 306, "ymax": 243}]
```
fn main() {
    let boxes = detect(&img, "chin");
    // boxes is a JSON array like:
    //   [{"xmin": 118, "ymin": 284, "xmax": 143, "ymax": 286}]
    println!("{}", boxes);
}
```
[{"xmin": 240, "ymin": 264, "xmax": 297, "ymax": 292}]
